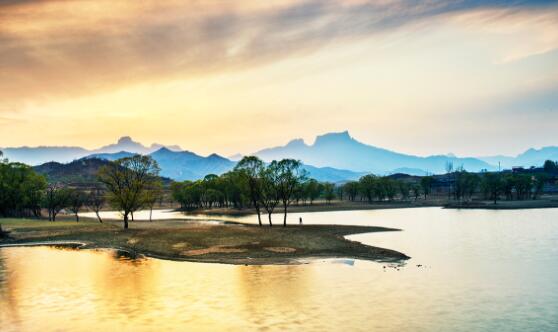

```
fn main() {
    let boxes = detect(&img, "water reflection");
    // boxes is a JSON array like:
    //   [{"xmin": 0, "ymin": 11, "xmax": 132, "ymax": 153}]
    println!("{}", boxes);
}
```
[
  {"xmin": 2, "ymin": 208, "xmax": 558, "ymax": 331},
  {"xmin": 235, "ymin": 265, "xmax": 312, "ymax": 329}
]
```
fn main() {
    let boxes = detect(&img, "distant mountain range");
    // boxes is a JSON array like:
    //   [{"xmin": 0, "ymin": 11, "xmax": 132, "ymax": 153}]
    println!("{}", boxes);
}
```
[
  {"xmin": 255, "ymin": 131, "xmax": 495, "ymax": 174},
  {"xmin": 3, "ymin": 132, "xmax": 557, "ymax": 181},
  {"xmin": 85, "ymin": 148, "xmax": 235, "ymax": 181},
  {"xmin": 1, "ymin": 136, "xmax": 181, "ymax": 165},
  {"xmin": 85, "ymin": 148, "xmax": 363, "ymax": 182},
  {"xmin": 479, "ymin": 147, "xmax": 558, "ymax": 170}
]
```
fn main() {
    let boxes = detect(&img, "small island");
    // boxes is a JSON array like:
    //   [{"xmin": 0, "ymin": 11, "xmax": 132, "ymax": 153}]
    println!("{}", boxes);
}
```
[{"xmin": 0, "ymin": 218, "xmax": 409, "ymax": 264}]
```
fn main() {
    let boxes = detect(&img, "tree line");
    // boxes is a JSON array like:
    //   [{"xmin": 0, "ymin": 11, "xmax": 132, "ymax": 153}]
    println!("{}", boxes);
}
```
[
  {"xmin": 0, "ymin": 152, "xmax": 164, "ymax": 229},
  {"xmin": 340, "ymin": 175, "xmax": 430, "ymax": 203},
  {"xmin": 172, "ymin": 157, "xmax": 308, "ymax": 227},
  {"xmin": 1, "ymin": 147, "xmax": 557, "ymax": 228}
]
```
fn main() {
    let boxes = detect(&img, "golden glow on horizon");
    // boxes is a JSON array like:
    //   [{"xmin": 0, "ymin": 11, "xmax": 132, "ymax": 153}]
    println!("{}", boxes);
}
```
[{"xmin": 0, "ymin": 1, "xmax": 557, "ymax": 156}]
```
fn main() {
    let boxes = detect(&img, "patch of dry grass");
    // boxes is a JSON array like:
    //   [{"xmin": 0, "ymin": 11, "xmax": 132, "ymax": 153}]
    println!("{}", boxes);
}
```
[{"xmin": 0, "ymin": 218, "xmax": 409, "ymax": 264}]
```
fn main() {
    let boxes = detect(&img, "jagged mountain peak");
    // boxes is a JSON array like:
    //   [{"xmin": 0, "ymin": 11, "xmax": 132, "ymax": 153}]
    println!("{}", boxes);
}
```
[
  {"xmin": 313, "ymin": 130, "xmax": 353, "ymax": 145},
  {"xmin": 286, "ymin": 138, "xmax": 308, "ymax": 147}
]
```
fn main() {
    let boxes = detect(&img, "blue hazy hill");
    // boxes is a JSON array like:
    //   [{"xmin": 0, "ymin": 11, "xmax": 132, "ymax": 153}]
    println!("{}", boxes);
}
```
[{"xmin": 256, "ymin": 131, "xmax": 495, "ymax": 174}]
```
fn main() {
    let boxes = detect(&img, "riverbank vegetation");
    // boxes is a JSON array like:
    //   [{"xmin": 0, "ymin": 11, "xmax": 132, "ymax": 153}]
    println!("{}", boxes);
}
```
[
  {"xmin": 1, "ymin": 148, "xmax": 558, "ymax": 230},
  {"xmin": 171, "ymin": 158, "xmax": 558, "ymax": 216}
]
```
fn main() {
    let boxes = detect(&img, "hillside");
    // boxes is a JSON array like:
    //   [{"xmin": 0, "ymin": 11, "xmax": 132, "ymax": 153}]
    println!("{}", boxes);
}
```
[
  {"xmin": 85, "ymin": 148, "xmax": 363, "ymax": 182},
  {"xmin": 33, "ymin": 158, "xmax": 172, "ymax": 185},
  {"xmin": 33, "ymin": 158, "xmax": 112, "ymax": 184}
]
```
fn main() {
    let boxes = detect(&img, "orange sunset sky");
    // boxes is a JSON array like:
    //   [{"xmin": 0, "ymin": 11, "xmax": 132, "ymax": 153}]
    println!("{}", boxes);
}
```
[{"xmin": 1, "ymin": 0, "xmax": 557, "ymax": 156}]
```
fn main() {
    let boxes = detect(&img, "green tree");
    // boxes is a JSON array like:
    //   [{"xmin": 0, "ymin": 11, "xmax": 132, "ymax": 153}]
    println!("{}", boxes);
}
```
[
  {"xmin": 481, "ymin": 173, "xmax": 503, "ymax": 204},
  {"xmin": 323, "ymin": 182, "xmax": 336, "ymax": 204},
  {"xmin": 533, "ymin": 173, "xmax": 548, "ymax": 200},
  {"xmin": 543, "ymin": 160, "xmax": 558, "ymax": 174},
  {"xmin": 359, "ymin": 175, "xmax": 376, "ymax": 203},
  {"xmin": 382, "ymin": 178, "xmax": 397, "ymax": 201},
  {"xmin": 398, "ymin": 181, "xmax": 410, "ymax": 201},
  {"xmin": 259, "ymin": 163, "xmax": 280, "ymax": 226},
  {"xmin": 221, "ymin": 170, "xmax": 247, "ymax": 209},
  {"xmin": 304, "ymin": 179, "xmax": 321, "ymax": 205},
  {"xmin": 98, "ymin": 155, "xmax": 161, "ymax": 229},
  {"xmin": 420, "ymin": 176, "xmax": 434, "ymax": 199},
  {"xmin": 336, "ymin": 185, "xmax": 344, "ymax": 201},
  {"xmin": 343, "ymin": 181, "xmax": 359, "ymax": 201},
  {"xmin": 275, "ymin": 159, "xmax": 307, "ymax": 227},
  {"xmin": 454, "ymin": 171, "xmax": 479, "ymax": 201},
  {"xmin": 411, "ymin": 184, "xmax": 421, "ymax": 201},
  {"xmin": 0, "ymin": 160, "xmax": 47, "ymax": 218},
  {"xmin": 234, "ymin": 156, "xmax": 264, "ymax": 226}
]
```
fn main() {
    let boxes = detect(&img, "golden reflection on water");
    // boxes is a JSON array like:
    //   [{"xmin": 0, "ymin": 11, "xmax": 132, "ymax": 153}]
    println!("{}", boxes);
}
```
[
  {"xmin": 0, "ymin": 246, "xmax": 423, "ymax": 332},
  {"xmin": 0, "ymin": 247, "xmax": 319, "ymax": 332},
  {"xmin": 2, "ymin": 208, "xmax": 558, "ymax": 332}
]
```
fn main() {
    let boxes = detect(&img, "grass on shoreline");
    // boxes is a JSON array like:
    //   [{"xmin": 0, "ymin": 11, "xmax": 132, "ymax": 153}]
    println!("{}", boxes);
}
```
[{"xmin": 0, "ymin": 218, "xmax": 409, "ymax": 265}]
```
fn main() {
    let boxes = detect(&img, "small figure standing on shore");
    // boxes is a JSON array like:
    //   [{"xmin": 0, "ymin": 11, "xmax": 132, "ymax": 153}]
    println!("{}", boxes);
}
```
[{"xmin": 299, "ymin": 217, "xmax": 303, "ymax": 225}]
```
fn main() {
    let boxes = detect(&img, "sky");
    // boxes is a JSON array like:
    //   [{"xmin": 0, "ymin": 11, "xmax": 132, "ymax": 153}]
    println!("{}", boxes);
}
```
[{"xmin": 1, "ymin": 0, "xmax": 557, "ymax": 157}]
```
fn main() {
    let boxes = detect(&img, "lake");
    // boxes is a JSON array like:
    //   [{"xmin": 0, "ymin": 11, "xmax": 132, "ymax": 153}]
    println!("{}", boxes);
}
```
[{"xmin": 2, "ymin": 207, "xmax": 558, "ymax": 331}]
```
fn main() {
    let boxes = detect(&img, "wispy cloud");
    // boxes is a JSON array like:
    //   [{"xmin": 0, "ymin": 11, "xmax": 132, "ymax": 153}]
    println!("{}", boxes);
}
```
[{"xmin": 1, "ymin": 0, "xmax": 556, "ymax": 108}]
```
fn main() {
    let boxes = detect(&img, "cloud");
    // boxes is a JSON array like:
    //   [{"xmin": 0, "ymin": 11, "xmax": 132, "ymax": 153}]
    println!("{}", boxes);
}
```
[{"xmin": 1, "ymin": 0, "xmax": 557, "ymax": 108}]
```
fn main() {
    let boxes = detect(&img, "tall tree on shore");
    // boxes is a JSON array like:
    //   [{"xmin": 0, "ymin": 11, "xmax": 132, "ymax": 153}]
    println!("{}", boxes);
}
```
[
  {"xmin": 87, "ymin": 186, "xmax": 106, "ymax": 223},
  {"xmin": 481, "ymin": 172, "xmax": 503, "ymax": 204},
  {"xmin": 275, "ymin": 159, "xmax": 307, "ymax": 227},
  {"xmin": 323, "ymin": 182, "xmax": 336, "ymax": 204},
  {"xmin": 0, "ymin": 160, "xmax": 46, "ymax": 218},
  {"xmin": 543, "ymin": 160, "xmax": 558, "ymax": 174},
  {"xmin": 343, "ymin": 181, "xmax": 359, "ymax": 201},
  {"xmin": 98, "ymin": 155, "xmax": 161, "ymax": 229},
  {"xmin": 234, "ymin": 156, "xmax": 264, "ymax": 226},
  {"xmin": 420, "ymin": 176, "xmax": 434, "ymax": 199},
  {"xmin": 43, "ymin": 183, "xmax": 70, "ymax": 221},
  {"xmin": 144, "ymin": 180, "xmax": 163, "ymax": 222},
  {"xmin": 259, "ymin": 163, "xmax": 280, "ymax": 226},
  {"xmin": 68, "ymin": 189, "xmax": 86, "ymax": 222},
  {"xmin": 445, "ymin": 161, "xmax": 454, "ymax": 200},
  {"xmin": 304, "ymin": 179, "xmax": 322, "ymax": 205},
  {"xmin": 533, "ymin": 174, "xmax": 549, "ymax": 200},
  {"xmin": 359, "ymin": 175, "xmax": 376, "ymax": 203}
]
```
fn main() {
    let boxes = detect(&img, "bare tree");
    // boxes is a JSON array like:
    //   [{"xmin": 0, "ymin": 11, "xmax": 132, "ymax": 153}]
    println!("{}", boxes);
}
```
[
  {"xmin": 144, "ymin": 181, "xmax": 163, "ymax": 222},
  {"xmin": 68, "ymin": 189, "xmax": 86, "ymax": 222},
  {"xmin": 445, "ymin": 161, "xmax": 454, "ymax": 200},
  {"xmin": 43, "ymin": 184, "xmax": 70, "ymax": 221},
  {"xmin": 98, "ymin": 155, "xmax": 161, "ymax": 229},
  {"xmin": 87, "ymin": 187, "xmax": 106, "ymax": 223}
]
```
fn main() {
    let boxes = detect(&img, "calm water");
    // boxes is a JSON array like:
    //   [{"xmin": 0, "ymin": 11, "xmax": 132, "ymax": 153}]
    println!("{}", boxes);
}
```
[{"xmin": 3, "ymin": 208, "xmax": 558, "ymax": 331}]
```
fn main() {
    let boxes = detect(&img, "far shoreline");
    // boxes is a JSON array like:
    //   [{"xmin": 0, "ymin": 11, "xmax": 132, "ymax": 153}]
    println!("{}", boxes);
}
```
[{"xmin": 173, "ymin": 197, "xmax": 558, "ymax": 217}]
